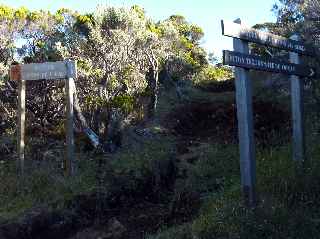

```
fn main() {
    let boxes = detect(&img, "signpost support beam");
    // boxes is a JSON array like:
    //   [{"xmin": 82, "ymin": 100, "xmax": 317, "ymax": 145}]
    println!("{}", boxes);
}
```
[
  {"xmin": 233, "ymin": 19, "xmax": 257, "ymax": 207},
  {"xmin": 289, "ymin": 34, "xmax": 305, "ymax": 164},
  {"xmin": 18, "ymin": 79, "xmax": 26, "ymax": 175},
  {"xmin": 11, "ymin": 60, "xmax": 77, "ymax": 177},
  {"xmin": 65, "ymin": 61, "xmax": 75, "ymax": 176}
]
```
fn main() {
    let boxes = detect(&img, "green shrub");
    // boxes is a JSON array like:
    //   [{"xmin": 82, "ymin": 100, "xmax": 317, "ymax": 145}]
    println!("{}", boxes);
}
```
[
  {"xmin": 111, "ymin": 94, "xmax": 135, "ymax": 114},
  {"xmin": 146, "ymin": 224, "xmax": 193, "ymax": 239},
  {"xmin": 193, "ymin": 65, "xmax": 233, "ymax": 85}
]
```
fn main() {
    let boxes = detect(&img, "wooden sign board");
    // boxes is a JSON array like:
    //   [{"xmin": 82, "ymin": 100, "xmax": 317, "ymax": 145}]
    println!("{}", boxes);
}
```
[
  {"xmin": 221, "ymin": 20, "xmax": 316, "ymax": 56},
  {"xmin": 10, "ymin": 61, "xmax": 76, "ymax": 81},
  {"xmin": 223, "ymin": 50, "xmax": 315, "ymax": 77},
  {"xmin": 11, "ymin": 60, "xmax": 76, "ymax": 177}
]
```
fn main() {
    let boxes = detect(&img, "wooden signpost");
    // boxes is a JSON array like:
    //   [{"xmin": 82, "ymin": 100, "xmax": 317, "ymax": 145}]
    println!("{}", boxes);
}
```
[
  {"xmin": 232, "ymin": 18, "xmax": 257, "ymax": 207},
  {"xmin": 222, "ymin": 19, "xmax": 316, "ymax": 207},
  {"xmin": 289, "ymin": 35, "xmax": 305, "ymax": 163},
  {"xmin": 223, "ymin": 50, "xmax": 315, "ymax": 77},
  {"xmin": 10, "ymin": 60, "xmax": 77, "ymax": 176},
  {"xmin": 221, "ymin": 20, "xmax": 316, "ymax": 56}
]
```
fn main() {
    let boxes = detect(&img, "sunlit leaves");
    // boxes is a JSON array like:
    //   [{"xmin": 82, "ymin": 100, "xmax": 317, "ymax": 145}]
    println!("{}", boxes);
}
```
[
  {"xmin": 0, "ymin": 5, "xmax": 14, "ymax": 20},
  {"xmin": 131, "ymin": 5, "xmax": 145, "ymax": 20},
  {"xmin": 27, "ymin": 11, "xmax": 41, "ymax": 21},
  {"xmin": 14, "ymin": 7, "xmax": 29, "ymax": 19}
]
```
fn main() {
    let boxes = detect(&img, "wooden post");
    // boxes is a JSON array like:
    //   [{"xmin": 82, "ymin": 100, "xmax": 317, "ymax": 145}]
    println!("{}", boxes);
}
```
[
  {"xmin": 65, "ymin": 60, "xmax": 75, "ymax": 176},
  {"xmin": 289, "ymin": 34, "xmax": 305, "ymax": 164},
  {"xmin": 233, "ymin": 19, "xmax": 257, "ymax": 207},
  {"xmin": 18, "ymin": 79, "xmax": 26, "ymax": 175}
]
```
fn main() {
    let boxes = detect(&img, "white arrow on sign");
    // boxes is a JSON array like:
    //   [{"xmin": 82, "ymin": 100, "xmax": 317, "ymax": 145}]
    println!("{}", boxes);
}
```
[{"xmin": 309, "ymin": 68, "xmax": 315, "ymax": 77}]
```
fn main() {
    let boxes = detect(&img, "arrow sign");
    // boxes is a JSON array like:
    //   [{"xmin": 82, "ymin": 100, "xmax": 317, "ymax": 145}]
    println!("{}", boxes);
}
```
[
  {"xmin": 309, "ymin": 68, "xmax": 315, "ymax": 77},
  {"xmin": 223, "ymin": 50, "xmax": 316, "ymax": 77},
  {"xmin": 221, "ymin": 20, "xmax": 316, "ymax": 56}
]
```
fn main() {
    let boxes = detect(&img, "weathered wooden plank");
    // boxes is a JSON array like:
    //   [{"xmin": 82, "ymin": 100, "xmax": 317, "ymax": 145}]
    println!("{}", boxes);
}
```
[
  {"xmin": 10, "ymin": 61, "xmax": 76, "ymax": 81},
  {"xmin": 17, "ymin": 79, "xmax": 26, "ymax": 175},
  {"xmin": 223, "ymin": 50, "xmax": 315, "ymax": 77},
  {"xmin": 65, "ymin": 61, "xmax": 75, "ymax": 176},
  {"xmin": 221, "ymin": 20, "xmax": 316, "ymax": 56},
  {"xmin": 289, "ymin": 35, "xmax": 305, "ymax": 164},
  {"xmin": 233, "ymin": 19, "xmax": 257, "ymax": 207},
  {"xmin": 10, "ymin": 65, "xmax": 21, "ymax": 81}
]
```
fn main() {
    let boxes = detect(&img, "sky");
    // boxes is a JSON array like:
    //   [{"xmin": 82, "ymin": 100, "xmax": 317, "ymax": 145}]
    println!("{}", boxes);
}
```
[{"xmin": 0, "ymin": 0, "xmax": 278, "ymax": 59}]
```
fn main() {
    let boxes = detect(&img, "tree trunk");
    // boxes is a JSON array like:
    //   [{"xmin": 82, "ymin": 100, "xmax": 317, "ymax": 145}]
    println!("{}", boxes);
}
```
[
  {"xmin": 103, "ymin": 107, "xmax": 123, "ymax": 153},
  {"xmin": 147, "ymin": 66, "xmax": 159, "ymax": 119},
  {"xmin": 73, "ymin": 84, "xmax": 100, "ymax": 148}
]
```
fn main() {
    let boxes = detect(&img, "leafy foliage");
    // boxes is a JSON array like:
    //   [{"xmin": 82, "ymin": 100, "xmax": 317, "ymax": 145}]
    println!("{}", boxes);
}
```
[
  {"xmin": 0, "ymin": 4, "xmax": 210, "ymax": 140},
  {"xmin": 192, "ymin": 64, "xmax": 233, "ymax": 86}
]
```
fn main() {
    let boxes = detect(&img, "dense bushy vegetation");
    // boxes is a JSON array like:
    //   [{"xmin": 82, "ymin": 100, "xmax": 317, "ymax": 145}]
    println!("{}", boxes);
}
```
[{"xmin": 0, "ymin": 5, "xmax": 214, "ymax": 143}]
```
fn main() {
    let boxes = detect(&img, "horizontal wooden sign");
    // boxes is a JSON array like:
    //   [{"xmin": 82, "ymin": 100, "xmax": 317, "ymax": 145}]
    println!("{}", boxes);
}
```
[
  {"xmin": 221, "ymin": 20, "xmax": 315, "ymax": 56},
  {"xmin": 10, "ymin": 61, "xmax": 76, "ymax": 81},
  {"xmin": 223, "ymin": 50, "xmax": 316, "ymax": 77}
]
